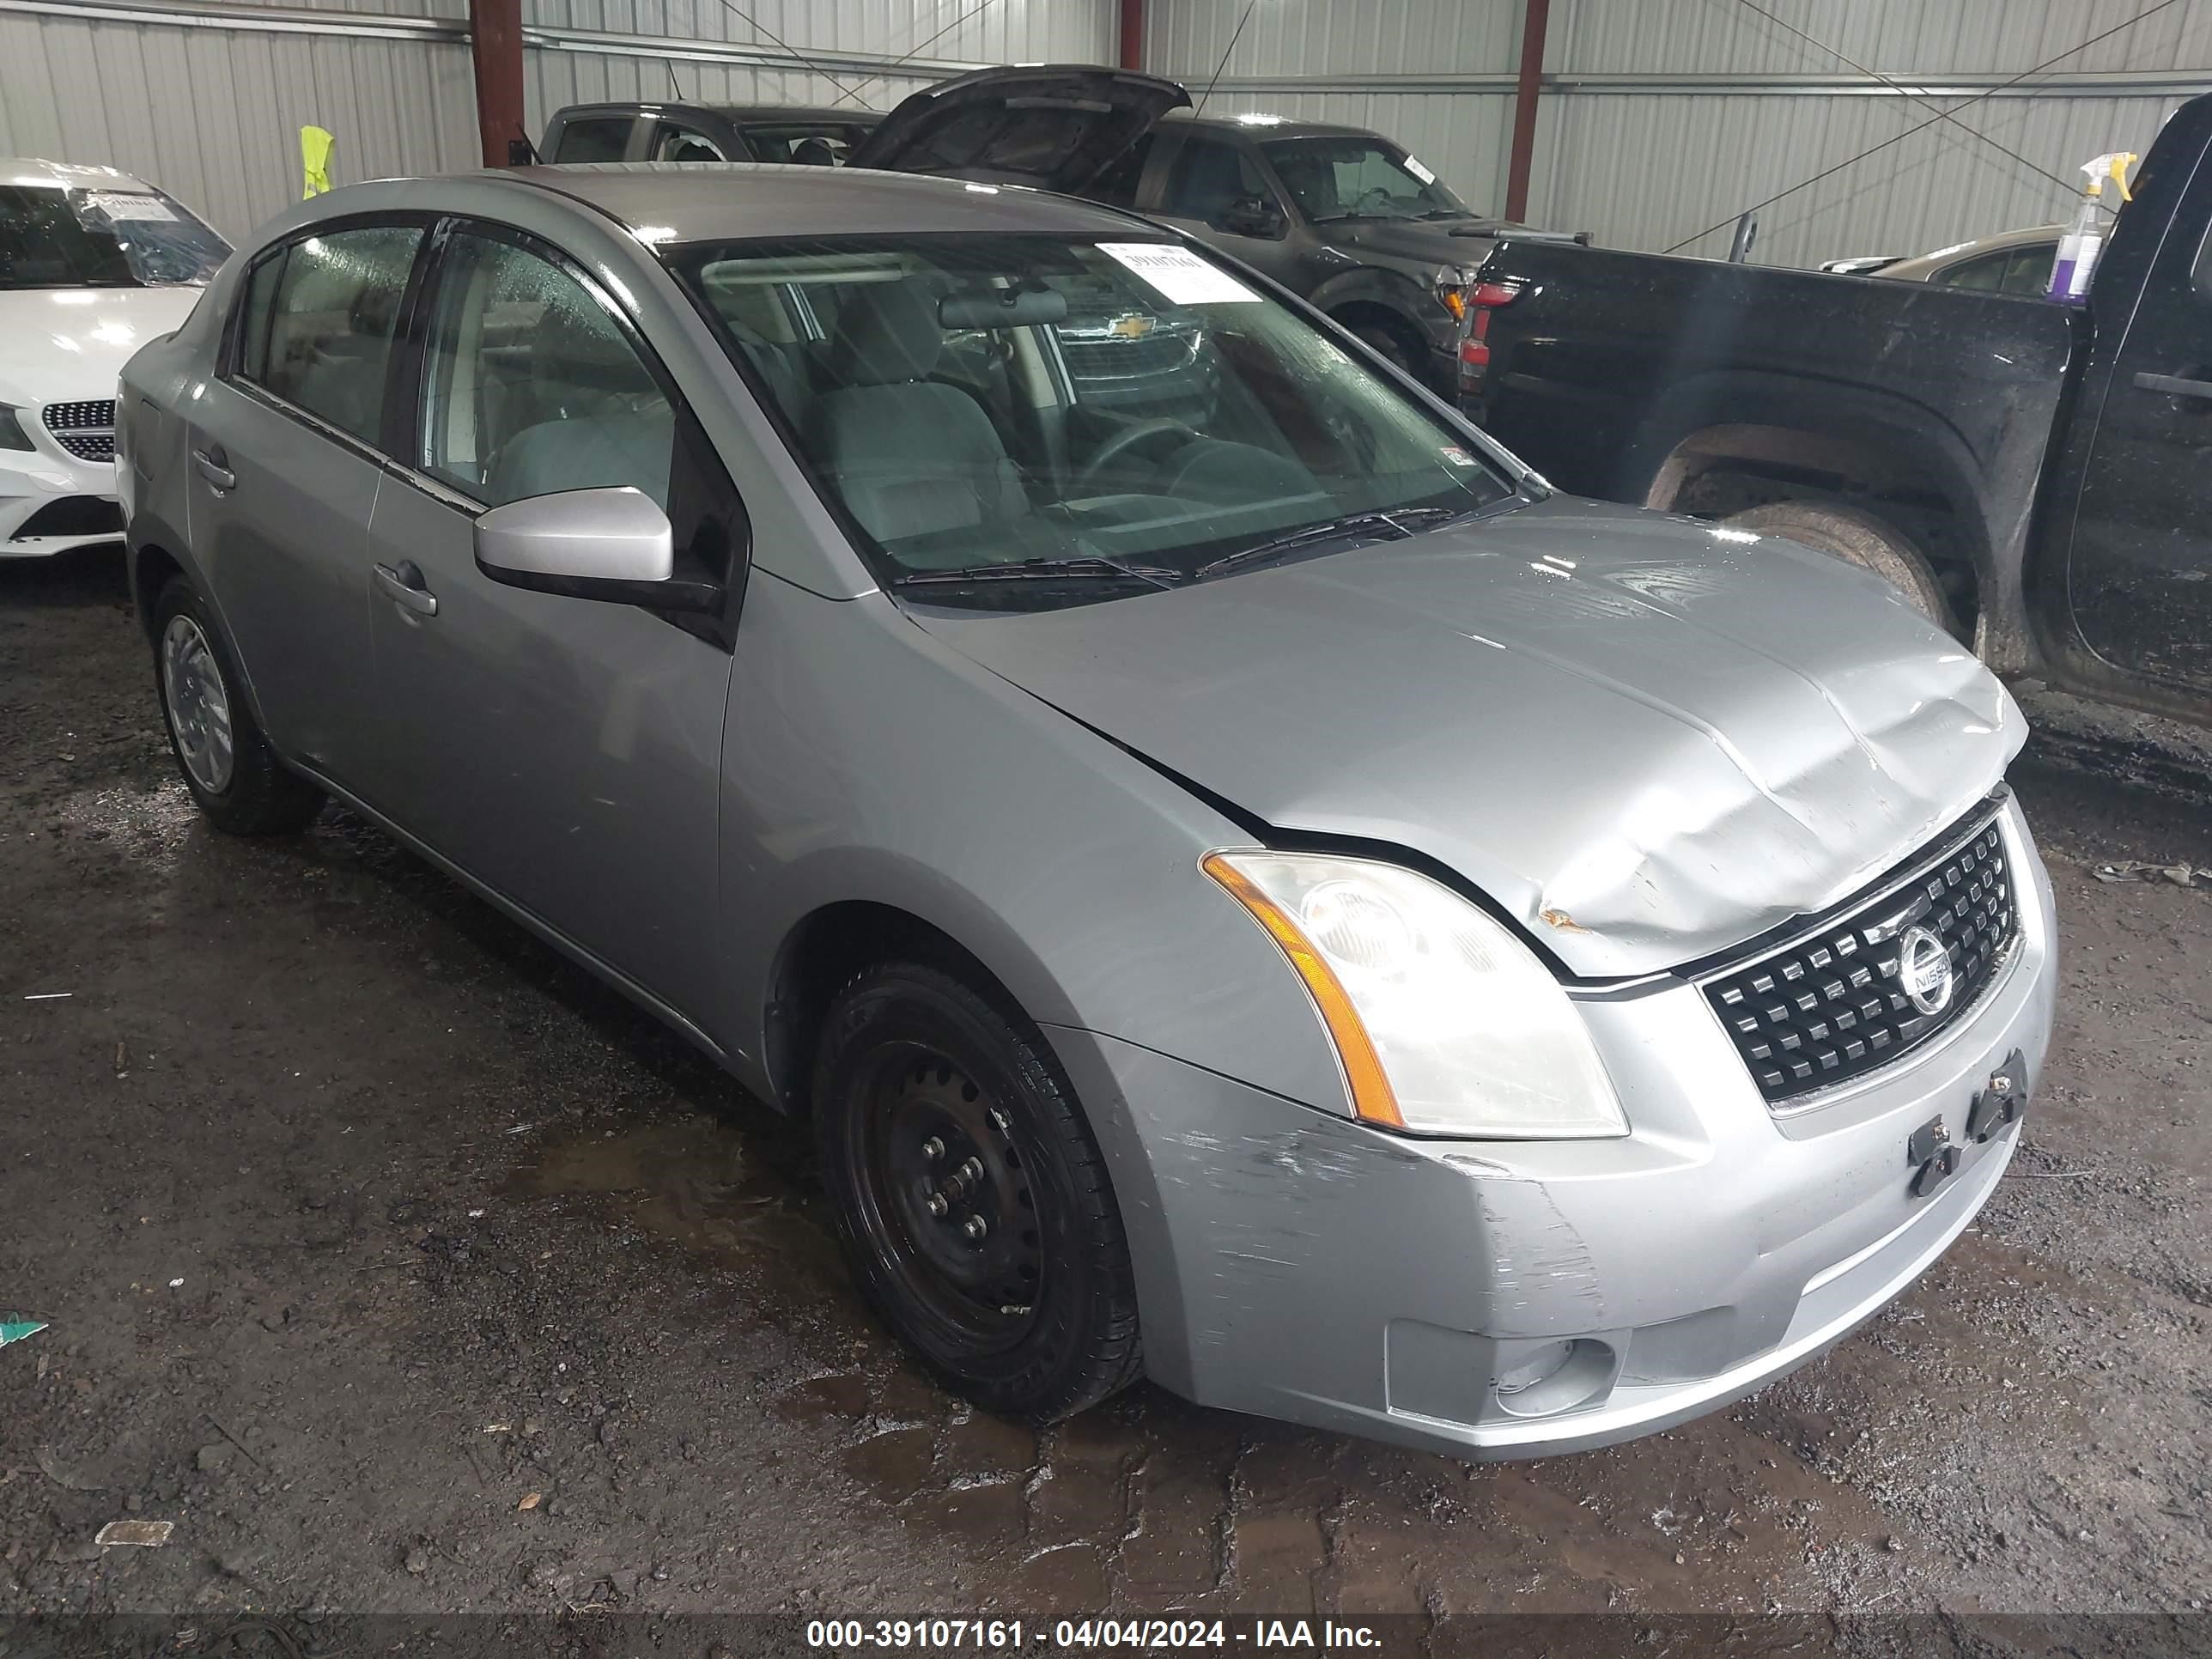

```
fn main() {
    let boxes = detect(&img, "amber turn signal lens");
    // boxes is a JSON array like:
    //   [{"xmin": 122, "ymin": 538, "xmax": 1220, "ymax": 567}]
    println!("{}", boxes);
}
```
[{"xmin": 1202, "ymin": 852, "xmax": 1405, "ymax": 1129}]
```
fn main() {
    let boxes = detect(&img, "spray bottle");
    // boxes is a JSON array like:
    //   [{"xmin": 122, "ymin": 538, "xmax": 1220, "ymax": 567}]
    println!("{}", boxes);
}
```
[{"xmin": 2048, "ymin": 151, "xmax": 2137, "ymax": 305}]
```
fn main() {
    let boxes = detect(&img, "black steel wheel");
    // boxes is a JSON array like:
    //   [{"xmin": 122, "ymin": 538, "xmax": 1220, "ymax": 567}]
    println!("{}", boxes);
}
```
[{"xmin": 813, "ymin": 962, "xmax": 1142, "ymax": 1420}]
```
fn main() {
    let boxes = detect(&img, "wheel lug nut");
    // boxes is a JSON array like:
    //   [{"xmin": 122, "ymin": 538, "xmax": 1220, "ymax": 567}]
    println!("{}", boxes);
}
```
[
  {"xmin": 962, "ymin": 1215, "xmax": 988, "ymax": 1241},
  {"xmin": 921, "ymin": 1137, "xmax": 945, "ymax": 1161},
  {"xmin": 927, "ymin": 1192, "xmax": 949, "ymax": 1218},
  {"xmin": 960, "ymin": 1157, "xmax": 984, "ymax": 1182}
]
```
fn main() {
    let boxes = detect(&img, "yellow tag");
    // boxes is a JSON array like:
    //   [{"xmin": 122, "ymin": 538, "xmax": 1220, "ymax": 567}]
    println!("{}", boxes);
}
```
[{"xmin": 301, "ymin": 126, "xmax": 335, "ymax": 199}]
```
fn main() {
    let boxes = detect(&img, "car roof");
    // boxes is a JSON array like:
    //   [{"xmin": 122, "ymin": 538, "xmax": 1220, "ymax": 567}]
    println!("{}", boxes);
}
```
[
  {"xmin": 556, "ymin": 102, "xmax": 879, "ymax": 127},
  {"xmin": 1159, "ymin": 112, "xmax": 1389, "ymax": 142},
  {"xmin": 2, "ymin": 157, "xmax": 155, "ymax": 191},
  {"xmin": 493, "ymin": 161, "xmax": 1163, "ymax": 241},
  {"xmin": 1880, "ymin": 222, "xmax": 2065, "ymax": 281}
]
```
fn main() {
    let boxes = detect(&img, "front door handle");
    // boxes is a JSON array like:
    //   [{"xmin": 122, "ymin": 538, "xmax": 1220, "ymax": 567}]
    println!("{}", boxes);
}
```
[
  {"xmin": 374, "ymin": 560, "xmax": 438, "ymax": 617},
  {"xmin": 2134, "ymin": 370, "xmax": 2212, "ymax": 401},
  {"xmin": 192, "ymin": 447, "xmax": 235, "ymax": 490}
]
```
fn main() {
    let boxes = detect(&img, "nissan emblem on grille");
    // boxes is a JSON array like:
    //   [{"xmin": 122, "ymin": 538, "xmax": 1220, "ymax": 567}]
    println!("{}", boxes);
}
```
[
  {"xmin": 1699, "ymin": 809, "xmax": 2019, "ymax": 1106},
  {"xmin": 1898, "ymin": 925, "xmax": 1955, "ymax": 1015}
]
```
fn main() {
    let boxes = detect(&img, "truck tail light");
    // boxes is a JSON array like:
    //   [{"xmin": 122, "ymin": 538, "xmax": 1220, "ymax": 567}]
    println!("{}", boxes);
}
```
[{"xmin": 1458, "ymin": 281, "xmax": 1522, "ymax": 371}]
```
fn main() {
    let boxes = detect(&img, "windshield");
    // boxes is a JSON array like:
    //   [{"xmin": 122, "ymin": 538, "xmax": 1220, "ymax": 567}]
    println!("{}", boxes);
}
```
[
  {"xmin": 0, "ymin": 181, "xmax": 230, "ymax": 290},
  {"xmin": 1259, "ymin": 137, "xmax": 1468, "ymax": 222},
  {"xmin": 669, "ymin": 233, "xmax": 1519, "ymax": 606}
]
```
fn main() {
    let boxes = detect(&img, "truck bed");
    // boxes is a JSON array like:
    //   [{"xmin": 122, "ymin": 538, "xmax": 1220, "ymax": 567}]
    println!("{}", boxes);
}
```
[{"xmin": 1465, "ymin": 242, "xmax": 2079, "ymax": 655}]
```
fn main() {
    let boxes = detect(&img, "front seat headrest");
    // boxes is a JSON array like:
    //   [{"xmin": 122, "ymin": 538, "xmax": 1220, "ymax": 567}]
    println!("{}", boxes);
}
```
[{"xmin": 828, "ymin": 280, "xmax": 944, "ymax": 386}]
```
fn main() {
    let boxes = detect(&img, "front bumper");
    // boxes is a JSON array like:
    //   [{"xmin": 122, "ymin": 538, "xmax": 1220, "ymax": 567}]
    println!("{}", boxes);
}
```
[
  {"xmin": 2, "ymin": 439, "xmax": 122, "ymax": 559},
  {"xmin": 1050, "ymin": 799, "xmax": 2057, "ymax": 1460}
]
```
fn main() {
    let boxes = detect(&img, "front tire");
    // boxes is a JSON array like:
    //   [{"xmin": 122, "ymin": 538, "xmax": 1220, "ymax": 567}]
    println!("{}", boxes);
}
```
[
  {"xmin": 152, "ymin": 577, "xmax": 324, "ymax": 836},
  {"xmin": 1722, "ymin": 501, "xmax": 1960, "ymax": 635},
  {"xmin": 812, "ymin": 963, "xmax": 1142, "ymax": 1421}
]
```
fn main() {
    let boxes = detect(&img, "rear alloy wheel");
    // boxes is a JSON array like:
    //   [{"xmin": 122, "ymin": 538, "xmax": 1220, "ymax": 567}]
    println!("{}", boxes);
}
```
[
  {"xmin": 1722, "ymin": 500, "xmax": 1960, "ymax": 636},
  {"xmin": 813, "ymin": 963, "xmax": 1141, "ymax": 1421},
  {"xmin": 152, "ymin": 577, "xmax": 324, "ymax": 835}
]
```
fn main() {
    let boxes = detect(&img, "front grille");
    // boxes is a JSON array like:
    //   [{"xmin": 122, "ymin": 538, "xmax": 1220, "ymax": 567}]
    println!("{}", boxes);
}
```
[
  {"xmin": 1701, "ymin": 810, "xmax": 2019, "ymax": 1107},
  {"xmin": 1058, "ymin": 328, "xmax": 1200, "ymax": 382},
  {"xmin": 44, "ymin": 399, "xmax": 118, "ymax": 463}
]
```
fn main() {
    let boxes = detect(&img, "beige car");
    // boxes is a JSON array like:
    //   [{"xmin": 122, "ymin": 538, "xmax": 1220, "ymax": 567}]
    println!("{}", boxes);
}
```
[{"xmin": 1874, "ymin": 224, "xmax": 2064, "ymax": 295}]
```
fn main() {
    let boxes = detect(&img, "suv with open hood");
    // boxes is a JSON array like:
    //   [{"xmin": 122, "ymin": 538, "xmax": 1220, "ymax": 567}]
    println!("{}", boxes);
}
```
[{"xmin": 544, "ymin": 68, "xmax": 1575, "ymax": 401}]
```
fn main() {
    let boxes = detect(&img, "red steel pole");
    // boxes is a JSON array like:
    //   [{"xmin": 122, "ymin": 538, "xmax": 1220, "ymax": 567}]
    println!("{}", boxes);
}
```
[
  {"xmin": 1120, "ymin": 0, "xmax": 1145, "ymax": 71},
  {"xmin": 1503, "ymin": 0, "xmax": 1550, "ymax": 222},
  {"xmin": 469, "ymin": 0, "xmax": 527, "ymax": 167}
]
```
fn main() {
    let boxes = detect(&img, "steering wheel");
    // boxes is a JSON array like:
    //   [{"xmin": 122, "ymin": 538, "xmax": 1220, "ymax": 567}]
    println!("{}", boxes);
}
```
[
  {"xmin": 1075, "ymin": 418, "xmax": 1199, "ymax": 493},
  {"xmin": 1353, "ymin": 186, "xmax": 1401, "ymax": 216}
]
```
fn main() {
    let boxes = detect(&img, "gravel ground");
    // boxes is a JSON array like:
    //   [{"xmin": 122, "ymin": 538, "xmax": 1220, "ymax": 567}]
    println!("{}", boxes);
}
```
[{"xmin": 2, "ymin": 549, "xmax": 2208, "ymax": 1632}]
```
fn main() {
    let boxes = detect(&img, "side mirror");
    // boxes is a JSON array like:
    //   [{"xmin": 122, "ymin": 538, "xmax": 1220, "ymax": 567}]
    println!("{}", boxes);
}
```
[
  {"xmin": 474, "ymin": 486, "xmax": 720, "ymax": 613},
  {"xmin": 1218, "ymin": 195, "xmax": 1285, "ymax": 238}
]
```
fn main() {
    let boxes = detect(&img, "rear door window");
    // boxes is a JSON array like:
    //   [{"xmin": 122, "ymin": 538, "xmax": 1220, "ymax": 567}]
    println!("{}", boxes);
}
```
[
  {"xmin": 652, "ymin": 122, "xmax": 727, "ymax": 162},
  {"xmin": 1156, "ymin": 134, "xmax": 1273, "ymax": 227},
  {"xmin": 1937, "ymin": 248, "xmax": 2012, "ymax": 291},
  {"xmin": 739, "ymin": 124, "xmax": 878, "ymax": 165},
  {"xmin": 551, "ymin": 117, "xmax": 635, "ymax": 163},
  {"xmin": 243, "ymin": 224, "xmax": 423, "ymax": 444},
  {"xmin": 1087, "ymin": 133, "xmax": 1154, "ymax": 208},
  {"xmin": 2000, "ymin": 245, "xmax": 2057, "ymax": 295}
]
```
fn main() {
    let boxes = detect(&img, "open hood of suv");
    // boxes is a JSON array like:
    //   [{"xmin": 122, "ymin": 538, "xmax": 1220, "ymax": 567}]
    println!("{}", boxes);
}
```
[{"xmin": 848, "ymin": 65, "xmax": 1189, "ymax": 195}]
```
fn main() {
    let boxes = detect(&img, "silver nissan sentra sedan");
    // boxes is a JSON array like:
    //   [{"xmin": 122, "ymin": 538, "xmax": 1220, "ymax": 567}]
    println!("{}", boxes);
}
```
[{"xmin": 117, "ymin": 79, "xmax": 2056, "ymax": 1460}]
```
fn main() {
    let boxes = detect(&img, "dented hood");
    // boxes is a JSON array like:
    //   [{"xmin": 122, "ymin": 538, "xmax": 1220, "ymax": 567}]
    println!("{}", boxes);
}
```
[{"xmin": 913, "ymin": 495, "xmax": 2024, "ymax": 979}]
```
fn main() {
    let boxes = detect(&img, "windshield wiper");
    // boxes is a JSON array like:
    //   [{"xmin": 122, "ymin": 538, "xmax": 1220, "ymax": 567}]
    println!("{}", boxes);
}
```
[
  {"xmin": 1194, "ymin": 505, "xmax": 1465, "ymax": 580},
  {"xmin": 890, "ymin": 555, "xmax": 1182, "ymax": 592}
]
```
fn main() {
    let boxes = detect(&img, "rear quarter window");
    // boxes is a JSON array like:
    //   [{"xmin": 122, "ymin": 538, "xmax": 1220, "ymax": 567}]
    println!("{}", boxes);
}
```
[{"xmin": 551, "ymin": 117, "xmax": 635, "ymax": 163}]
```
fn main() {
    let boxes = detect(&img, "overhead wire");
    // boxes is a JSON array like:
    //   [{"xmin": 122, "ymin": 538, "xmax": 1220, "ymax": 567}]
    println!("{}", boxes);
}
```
[
  {"xmin": 829, "ymin": 0, "xmax": 1005, "ymax": 109},
  {"xmin": 701, "ymin": 0, "xmax": 876, "ymax": 109},
  {"xmin": 1663, "ymin": 0, "xmax": 2184, "ymax": 255},
  {"xmin": 1728, "ymin": 0, "xmax": 2073, "ymax": 194}
]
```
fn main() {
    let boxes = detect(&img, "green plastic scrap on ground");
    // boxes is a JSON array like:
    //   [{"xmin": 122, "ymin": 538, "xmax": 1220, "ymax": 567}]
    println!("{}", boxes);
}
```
[{"xmin": 2, "ymin": 1318, "xmax": 48, "ymax": 1347}]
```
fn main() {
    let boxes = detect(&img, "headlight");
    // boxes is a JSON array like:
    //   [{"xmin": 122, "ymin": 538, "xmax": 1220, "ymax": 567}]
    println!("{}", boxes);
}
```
[
  {"xmin": 0, "ymin": 404, "xmax": 34, "ymax": 452},
  {"xmin": 1204, "ymin": 850, "xmax": 1628, "ymax": 1139}
]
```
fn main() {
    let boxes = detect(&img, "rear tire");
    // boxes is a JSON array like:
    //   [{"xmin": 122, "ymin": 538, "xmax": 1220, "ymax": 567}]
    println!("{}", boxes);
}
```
[
  {"xmin": 1722, "ymin": 501, "xmax": 1959, "ymax": 635},
  {"xmin": 152, "ymin": 577, "xmax": 324, "ymax": 836},
  {"xmin": 812, "ymin": 962, "xmax": 1143, "ymax": 1422}
]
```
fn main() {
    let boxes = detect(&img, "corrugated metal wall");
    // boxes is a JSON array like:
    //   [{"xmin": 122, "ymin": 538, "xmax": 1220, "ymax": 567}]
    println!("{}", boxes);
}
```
[
  {"xmin": 1146, "ymin": 0, "xmax": 2212, "ymax": 267},
  {"xmin": 0, "ymin": 0, "xmax": 1109, "ymax": 240},
  {"xmin": 5, "ymin": 0, "xmax": 2206, "ymax": 264},
  {"xmin": 521, "ymin": 0, "xmax": 1109, "ymax": 140},
  {"xmin": 0, "ymin": 7, "xmax": 479, "ymax": 236}
]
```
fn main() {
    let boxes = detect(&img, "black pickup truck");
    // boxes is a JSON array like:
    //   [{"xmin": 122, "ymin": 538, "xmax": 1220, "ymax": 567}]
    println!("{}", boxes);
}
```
[{"xmin": 1466, "ymin": 90, "xmax": 2212, "ymax": 731}]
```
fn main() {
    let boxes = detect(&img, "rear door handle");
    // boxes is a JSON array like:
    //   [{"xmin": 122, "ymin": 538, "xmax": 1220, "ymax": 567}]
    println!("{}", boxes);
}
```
[
  {"xmin": 192, "ymin": 447, "xmax": 235, "ymax": 490},
  {"xmin": 2133, "ymin": 371, "xmax": 2212, "ymax": 401},
  {"xmin": 374, "ymin": 560, "xmax": 438, "ymax": 617}
]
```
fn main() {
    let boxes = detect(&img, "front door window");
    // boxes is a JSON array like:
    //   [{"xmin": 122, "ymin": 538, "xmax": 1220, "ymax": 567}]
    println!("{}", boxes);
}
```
[{"xmin": 416, "ymin": 234, "xmax": 676, "ymax": 510}]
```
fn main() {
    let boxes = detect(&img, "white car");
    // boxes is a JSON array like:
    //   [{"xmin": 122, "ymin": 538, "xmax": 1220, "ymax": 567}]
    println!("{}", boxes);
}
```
[{"xmin": 2, "ymin": 159, "xmax": 229, "ymax": 558}]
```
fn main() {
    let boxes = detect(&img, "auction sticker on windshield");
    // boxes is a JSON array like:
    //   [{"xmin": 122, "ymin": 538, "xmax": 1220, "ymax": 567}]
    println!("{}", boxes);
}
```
[
  {"xmin": 1097, "ymin": 242, "xmax": 1260, "ymax": 305},
  {"xmin": 80, "ymin": 191, "xmax": 176, "ymax": 222},
  {"xmin": 1405, "ymin": 156, "xmax": 1437, "ymax": 184}
]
